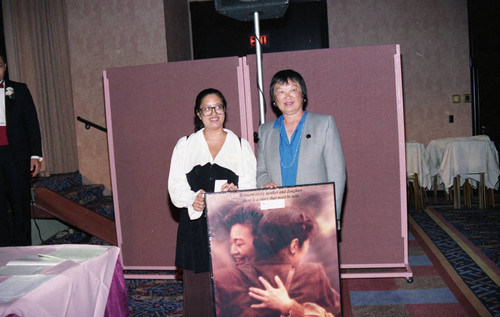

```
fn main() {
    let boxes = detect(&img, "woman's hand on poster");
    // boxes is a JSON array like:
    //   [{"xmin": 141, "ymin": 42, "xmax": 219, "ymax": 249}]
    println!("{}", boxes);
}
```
[
  {"xmin": 249, "ymin": 275, "xmax": 292, "ymax": 315},
  {"xmin": 192, "ymin": 190, "xmax": 206, "ymax": 211},
  {"xmin": 221, "ymin": 183, "xmax": 238, "ymax": 192},
  {"xmin": 261, "ymin": 182, "xmax": 279, "ymax": 189}
]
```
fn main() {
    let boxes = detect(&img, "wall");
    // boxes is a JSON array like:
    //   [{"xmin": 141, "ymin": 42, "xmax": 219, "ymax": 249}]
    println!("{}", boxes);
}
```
[
  {"xmin": 328, "ymin": 0, "xmax": 471, "ymax": 143},
  {"xmin": 65, "ymin": 0, "xmax": 168, "ymax": 191},
  {"xmin": 164, "ymin": 0, "xmax": 191, "ymax": 61},
  {"xmin": 65, "ymin": 0, "xmax": 471, "ymax": 191}
]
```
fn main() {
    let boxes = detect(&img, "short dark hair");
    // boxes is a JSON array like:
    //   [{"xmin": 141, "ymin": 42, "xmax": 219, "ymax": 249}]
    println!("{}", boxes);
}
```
[
  {"xmin": 223, "ymin": 203, "xmax": 263, "ymax": 237},
  {"xmin": 269, "ymin": 69, "xmax": 308, "ymax": 110},
  {"xmin": 193, "ymin": 88, "xmax": 227, "ymax": 132},
  {"xmin": 0, "ymin": 54, "xmax": 8, "ymax": 81}
]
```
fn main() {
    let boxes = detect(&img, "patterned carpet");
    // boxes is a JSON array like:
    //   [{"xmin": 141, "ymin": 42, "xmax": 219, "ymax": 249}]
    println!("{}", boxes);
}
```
[
  {"xmin": 32, "ymin": 172, "xmax": 114, "ymax": 246},
  {"xmin": 33, "ymin": 174, "xmax": 498, "ymax": 316},
  {"xmin": 430, "ymin": 206, "xmax": 500, "ymax": 267},
  {"xmin": 126, "ymin": 198, "xmax": 500, "ymax": 317},
  {"xmin": 126, "ymin": 277, "xmax": 183, "ymax": 317},
  {"xmin": 341, "ymin": 228, "xmax": 470, "ymax": 317},
  {"xmin": 408, "ymin": 206, "xmax": 500, "ymax": 317}
]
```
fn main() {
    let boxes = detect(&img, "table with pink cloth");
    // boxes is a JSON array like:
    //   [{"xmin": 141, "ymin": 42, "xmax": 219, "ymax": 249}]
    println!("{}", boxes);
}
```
[{"xmin": 0, "ymin": 244, "xmax": 129, "ymax": 317}]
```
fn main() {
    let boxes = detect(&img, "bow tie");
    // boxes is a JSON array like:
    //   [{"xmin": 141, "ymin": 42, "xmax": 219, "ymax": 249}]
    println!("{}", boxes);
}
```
[{"xmin": 0, "ymin": 82, "xmax": 4, "ymax": 88}]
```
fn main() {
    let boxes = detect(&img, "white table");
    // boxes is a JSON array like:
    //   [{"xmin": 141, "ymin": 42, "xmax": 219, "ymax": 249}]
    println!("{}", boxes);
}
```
[
  {"xmin": 405, "ymin": 141, "xmax": 432, "ymax": 209},
  {"xmin": 426, "ymin": 135, "xmax": 492, "ymax": 182},
  {"xmin": 426, "ymin": 135, "xmax": 499, "ymax": 208},
  {"xmin": 0, "ymin": 245, "xmax": 128, "ymax": 317},
  {"xmin": 439, "ymin": 138, "xmax": 500, "ymax": 190},
  {"xmin": 406, "ymin": 141, "xmax": 432, "ymax": 190}
]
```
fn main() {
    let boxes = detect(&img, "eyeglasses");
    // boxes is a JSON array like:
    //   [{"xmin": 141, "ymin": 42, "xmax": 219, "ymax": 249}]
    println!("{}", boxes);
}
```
[{"xmin": 199, "ymin": 105, "xmax": 225, "ymax": 116}]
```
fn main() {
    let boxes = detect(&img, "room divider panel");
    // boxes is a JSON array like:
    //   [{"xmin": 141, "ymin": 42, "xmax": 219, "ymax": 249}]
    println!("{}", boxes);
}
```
[
  {"xmin": 244, "ymin": 45, "xmax": 411, "ymax": 279},
  {"xmin": 103, "ymin": 57, "xmax": 245, "ymax": 274},
  {"xmin": 104, "ymin": 45, "xmax": 411, "ymax": 280}
]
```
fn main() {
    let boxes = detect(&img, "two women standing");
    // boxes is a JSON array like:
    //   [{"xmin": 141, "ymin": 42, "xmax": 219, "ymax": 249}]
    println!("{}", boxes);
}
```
[{"xmin": 167, "ymin": 69, "xmax": 346, "ymax": 316}]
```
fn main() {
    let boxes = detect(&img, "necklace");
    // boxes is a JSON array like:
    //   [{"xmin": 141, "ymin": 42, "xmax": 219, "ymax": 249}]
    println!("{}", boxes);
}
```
[{"xmin": 280, "ymin": 132, "xmax": 302, "ymax": 169}]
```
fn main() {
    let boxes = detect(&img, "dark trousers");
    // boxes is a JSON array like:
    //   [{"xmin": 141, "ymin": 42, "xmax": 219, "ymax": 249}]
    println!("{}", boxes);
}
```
[
  {"xmin": 0, "ymin": 146, "xmax": 32, "ymax": 246},
  {"xmin": 183, "ymin": 270, "xmax": 215, "ymax": 317}
]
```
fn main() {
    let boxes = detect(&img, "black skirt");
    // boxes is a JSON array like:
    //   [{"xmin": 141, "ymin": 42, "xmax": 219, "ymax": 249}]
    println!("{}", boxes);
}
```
[{"xmin": 175, "ymin": 162, "xmax": 238, "ymax": 272}]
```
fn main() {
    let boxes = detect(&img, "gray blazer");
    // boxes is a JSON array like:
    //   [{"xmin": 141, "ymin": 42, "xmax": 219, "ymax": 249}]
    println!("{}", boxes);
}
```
[{"xmin": 257, "ymin": 112, "xmax": 346, "ymax": 221}]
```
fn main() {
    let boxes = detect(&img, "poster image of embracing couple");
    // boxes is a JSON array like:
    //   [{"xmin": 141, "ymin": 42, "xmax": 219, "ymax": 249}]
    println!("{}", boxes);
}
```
[{"xmin": 206, "ymin": 183, "xmax": 342, "ymax": 317}]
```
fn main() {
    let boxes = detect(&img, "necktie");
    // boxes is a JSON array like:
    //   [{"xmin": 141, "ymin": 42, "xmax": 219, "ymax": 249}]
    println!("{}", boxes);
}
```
[{"xmin": 0, "ymin": 82, "xmax": 4, "ymax": 88}]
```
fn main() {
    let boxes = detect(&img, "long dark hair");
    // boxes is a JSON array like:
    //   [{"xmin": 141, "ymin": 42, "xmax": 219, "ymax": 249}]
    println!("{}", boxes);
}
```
[
  {"xmin": 194, "ymin": 88, "xmax": 227, "ymax": 132},
  {"xmin": 254, "ymin": 206, "xmax": 316, "ymax": 260}
]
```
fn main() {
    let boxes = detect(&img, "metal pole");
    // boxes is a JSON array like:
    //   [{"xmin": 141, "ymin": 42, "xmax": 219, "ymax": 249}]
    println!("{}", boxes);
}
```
[{"xmin": 254, "ymin": 11, "xmax": 266, "ymax": 125}]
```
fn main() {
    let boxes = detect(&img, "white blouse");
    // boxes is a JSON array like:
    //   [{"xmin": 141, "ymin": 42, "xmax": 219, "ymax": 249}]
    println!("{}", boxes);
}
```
[{"xmin": 168, "ymin": 129, "xmax": 256, "ymax": 220}]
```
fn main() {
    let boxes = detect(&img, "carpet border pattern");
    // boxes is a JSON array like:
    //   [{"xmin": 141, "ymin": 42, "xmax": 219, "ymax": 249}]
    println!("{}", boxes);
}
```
[{"xmin": 409, "ymin": 207, "xmax": 500, "ymax": 317}]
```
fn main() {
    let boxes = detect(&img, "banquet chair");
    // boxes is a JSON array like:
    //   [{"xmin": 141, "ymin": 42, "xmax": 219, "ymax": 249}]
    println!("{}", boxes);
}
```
[
  {"xmin": 407, "ymin": 173, "xmax": 425, "ymax": 210},
  {"xmin": 450, "ymin": 173, "xmax": 493, "ymax": 209}
]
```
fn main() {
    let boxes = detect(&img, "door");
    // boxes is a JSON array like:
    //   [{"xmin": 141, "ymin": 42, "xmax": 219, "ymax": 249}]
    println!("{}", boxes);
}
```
[{"xmin": 469, "ymin": 0, "xmax": 500, "ymax": 150}]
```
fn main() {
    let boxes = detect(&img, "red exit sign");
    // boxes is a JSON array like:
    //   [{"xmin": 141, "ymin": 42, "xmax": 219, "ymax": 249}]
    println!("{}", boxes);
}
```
[{"xmin": 249, "ymin": 34, "xmax": 269, "ymax": 47}]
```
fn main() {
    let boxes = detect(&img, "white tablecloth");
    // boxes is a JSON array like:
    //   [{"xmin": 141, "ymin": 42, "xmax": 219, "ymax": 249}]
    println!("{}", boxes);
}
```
[
  {"xmin": 426, "ymin": 136, "xmax": 500, "ymax": 191},
  {"xmin": 0, "ymin": 245, "xmax": 122, "ymax": 317},
  {"xmin": 426, "ymin": 135, "xmax": 492, "ymax": 178},
  {"xmin": 406, "ymin": 141, "xmax": 432, "ymax": 190}
]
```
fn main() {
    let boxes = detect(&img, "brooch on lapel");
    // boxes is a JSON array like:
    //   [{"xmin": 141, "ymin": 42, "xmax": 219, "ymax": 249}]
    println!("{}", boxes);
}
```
[{"xmin": 5, "ymin": 87, "xmax": 14, "ymax": 99}]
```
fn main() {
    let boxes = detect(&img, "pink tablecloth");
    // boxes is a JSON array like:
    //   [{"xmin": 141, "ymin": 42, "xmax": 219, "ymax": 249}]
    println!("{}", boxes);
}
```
[
  {"xmin": 0, "ymin": 245, "xmax": 129, "ymax": 317},
  {"xmin": 104, "ymin": 260, "xmax": 129, "ymax": 317}
]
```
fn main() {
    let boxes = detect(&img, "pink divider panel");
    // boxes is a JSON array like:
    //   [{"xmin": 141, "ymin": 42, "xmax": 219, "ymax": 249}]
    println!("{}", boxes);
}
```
[
  {"xmin": 104, "ymin": 45, "xmax": 409, "ymax": 273},
  {"xmin": 104, "ymin": 57, "xmax": 243, "ymax": 267},
  {"xmin": 245, "ymin": 45, "xmax": 408, "ymax": 267}
]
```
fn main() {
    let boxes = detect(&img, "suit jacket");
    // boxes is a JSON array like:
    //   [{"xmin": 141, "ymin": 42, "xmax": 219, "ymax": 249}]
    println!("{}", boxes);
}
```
[
  {"xmin": 257, "ymin": 112, "xmax": 345, "ymax": 220},
  {"xmin": 4, "ymin": 80, "xmax": 42, "ymax": 167}
]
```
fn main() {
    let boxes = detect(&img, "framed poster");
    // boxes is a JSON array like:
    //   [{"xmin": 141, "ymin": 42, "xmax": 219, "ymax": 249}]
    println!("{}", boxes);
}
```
[{"xmin": 206, "ymin": 183, "xmax": 341, "ymax": 316}]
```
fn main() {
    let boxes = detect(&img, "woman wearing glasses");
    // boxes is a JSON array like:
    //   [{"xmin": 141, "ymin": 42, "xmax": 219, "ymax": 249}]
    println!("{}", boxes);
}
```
[{"xmin": 168, "ymin": 88, "xmax": 256, "ymax": 316}]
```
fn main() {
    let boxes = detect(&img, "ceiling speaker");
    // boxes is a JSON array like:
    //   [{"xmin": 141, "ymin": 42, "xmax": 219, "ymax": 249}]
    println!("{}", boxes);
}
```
[{"xmin": 214, "ymin": 0, "xmax": 289, "ymax": 22}]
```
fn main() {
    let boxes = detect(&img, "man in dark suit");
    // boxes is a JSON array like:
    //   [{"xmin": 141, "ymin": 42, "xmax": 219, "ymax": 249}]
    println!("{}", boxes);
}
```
[{"xmin": 0, "ymin": 54, "xmax": 43, "ymax": 246}]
